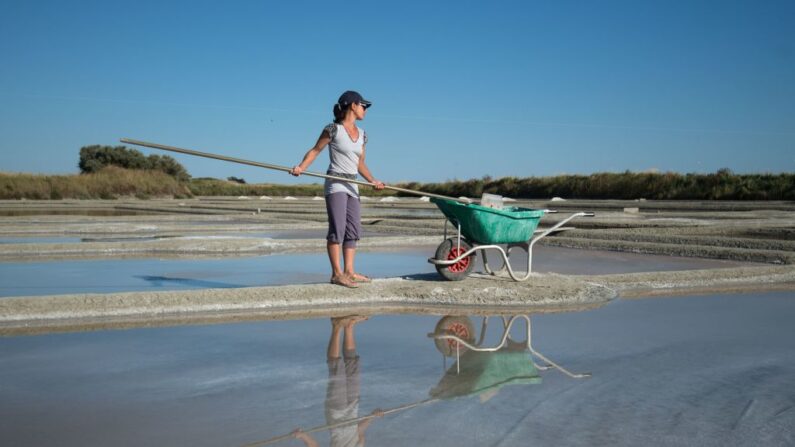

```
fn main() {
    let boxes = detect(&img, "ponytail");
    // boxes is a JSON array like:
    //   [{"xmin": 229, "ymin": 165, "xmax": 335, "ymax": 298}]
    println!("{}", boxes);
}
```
[{"xmin": 332, "ymin": 102, "xmax": 350, "ymax": 124}]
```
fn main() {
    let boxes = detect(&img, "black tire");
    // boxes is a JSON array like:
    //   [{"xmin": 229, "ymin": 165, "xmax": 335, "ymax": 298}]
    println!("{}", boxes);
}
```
[
  {"xmin": 432, "ymin": 316, "xmax": 476, "ymax": 357},
  {"xmin": 434, "ymin": 238, "xmax": 475, "ymax": 281}
]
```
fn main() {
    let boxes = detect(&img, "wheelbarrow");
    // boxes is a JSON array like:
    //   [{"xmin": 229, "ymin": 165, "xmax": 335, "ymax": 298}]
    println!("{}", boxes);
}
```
[{"xmin": 427, "ymin": 197, "xmax": 594, "ymax": 281}]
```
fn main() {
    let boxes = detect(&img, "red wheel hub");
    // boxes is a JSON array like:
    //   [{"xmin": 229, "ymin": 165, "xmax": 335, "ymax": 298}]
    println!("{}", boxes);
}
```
[
  {"xmin": 445, "ymin": 322, "xmax": 470, "ymax": 350},
  {"xmin": 446, "ymin": 247, "xmax": 470, "ymax": 273}
]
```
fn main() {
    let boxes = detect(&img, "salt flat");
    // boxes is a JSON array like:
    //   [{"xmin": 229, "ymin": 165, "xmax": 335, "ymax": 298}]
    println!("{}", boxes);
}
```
[{"xmin": 0, "ymin": 198, "xmax": 793, "ymax": 335}]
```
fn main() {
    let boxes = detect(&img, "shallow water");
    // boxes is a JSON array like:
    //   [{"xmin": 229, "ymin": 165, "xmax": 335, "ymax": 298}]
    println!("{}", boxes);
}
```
[
  {"xmin": 1, "ymin": 292, "xmax": 793, "ymax": 446},
  {"xmin": 0, "ymin": 246, "xmax": 747, "ymax": 297},
  {"xmin": 0, "ymin": 209, "xmax": 165, "ymax": 217}
]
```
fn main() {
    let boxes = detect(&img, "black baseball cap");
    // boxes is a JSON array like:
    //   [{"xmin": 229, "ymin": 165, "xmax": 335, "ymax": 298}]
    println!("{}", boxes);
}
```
[{"xmin": 338, "ymin": 90, "xmax": 372, "ymax": 109}]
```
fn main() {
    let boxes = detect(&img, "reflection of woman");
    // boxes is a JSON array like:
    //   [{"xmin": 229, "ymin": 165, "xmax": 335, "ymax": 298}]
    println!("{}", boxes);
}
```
[
  {"xmin": 293, "ymin": 316, "xmax": 383, "ymax": 447},
  {"xmin": 290, "ymin": 91, "xmax": 385, "ymax": 289}
]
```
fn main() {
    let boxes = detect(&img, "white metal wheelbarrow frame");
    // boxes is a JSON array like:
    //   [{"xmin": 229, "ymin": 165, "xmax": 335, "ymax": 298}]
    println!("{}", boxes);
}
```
[{"xmin": 428, "ymin": 210, "xmax": 594, "ymax": 281}]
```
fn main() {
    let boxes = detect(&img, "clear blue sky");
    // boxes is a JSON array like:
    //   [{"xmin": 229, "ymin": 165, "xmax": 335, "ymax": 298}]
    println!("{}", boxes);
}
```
[{"xmin": 1, "ymin": 0, "xmax": 793, "ymax": 184}]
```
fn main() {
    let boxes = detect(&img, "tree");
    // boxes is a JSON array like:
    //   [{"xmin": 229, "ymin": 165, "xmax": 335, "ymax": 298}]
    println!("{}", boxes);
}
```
[{"xmin": 79, "ymin": 145, "xmax": 190, "ymax": 181}]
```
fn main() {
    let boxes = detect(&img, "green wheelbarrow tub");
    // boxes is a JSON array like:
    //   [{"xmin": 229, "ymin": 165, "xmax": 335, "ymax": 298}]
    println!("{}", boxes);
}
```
[{"xmin": 431, "ymin": 197, "xmax": 545, "ymax": 245}]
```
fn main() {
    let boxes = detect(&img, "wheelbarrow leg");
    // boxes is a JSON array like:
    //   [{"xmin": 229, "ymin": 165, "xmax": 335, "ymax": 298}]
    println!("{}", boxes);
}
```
[
  {"xmin": 496, "ymin": 244, "xmax": 534, "ymax": 281},
  {"xmin": 482, "ymin": 249, "xmax": 493, "ymax": 275},
  {"xmin": 525, "ymin": 316, "xmax": 591, "ymax": 379},
  {"xmin": 482, "ymin": 248, "xmax": 508, "ymax": 276},
  {"xmin": 476, "ymin": 316, "xmax": 490, "ymax": 346}
]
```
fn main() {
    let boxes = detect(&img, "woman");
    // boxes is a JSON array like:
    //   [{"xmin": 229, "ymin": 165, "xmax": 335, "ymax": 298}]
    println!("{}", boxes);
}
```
[{"xmin": 290, "ymin": 91, "xmax": 385, "ymax": 288}]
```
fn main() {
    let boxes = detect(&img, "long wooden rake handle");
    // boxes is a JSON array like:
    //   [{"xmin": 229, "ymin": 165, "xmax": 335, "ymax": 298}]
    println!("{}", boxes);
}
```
[{"xmin": 120, "ymin": 138, "xmax": 469, "ymax": 203}]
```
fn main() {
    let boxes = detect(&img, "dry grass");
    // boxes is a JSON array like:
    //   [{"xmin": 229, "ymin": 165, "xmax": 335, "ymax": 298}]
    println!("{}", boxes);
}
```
[
  {"xmin": 0, "ymin": 169, "xmax": 397, "ymax": 200},
  {"xmin": 0, "ymin": 167, "xmax": 192, "ymax": 200}
]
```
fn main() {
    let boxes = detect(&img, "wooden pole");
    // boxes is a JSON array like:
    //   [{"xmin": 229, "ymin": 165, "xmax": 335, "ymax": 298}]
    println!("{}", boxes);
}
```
[{"xmin": 120, "ymin": 138, "xmax": 470, "ymax": 203}]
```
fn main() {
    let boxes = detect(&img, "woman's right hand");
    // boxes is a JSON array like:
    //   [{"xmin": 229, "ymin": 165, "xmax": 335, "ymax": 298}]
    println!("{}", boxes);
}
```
[{"xmin": 290, "ymin": 166, "xmax": 303, "ymax": 176}]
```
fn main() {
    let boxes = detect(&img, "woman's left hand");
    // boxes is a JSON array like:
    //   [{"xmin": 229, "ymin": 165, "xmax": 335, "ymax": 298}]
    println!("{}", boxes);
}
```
[{"xmin": 372, "ymin": 180, "xmax": 385, "ymax": 190}]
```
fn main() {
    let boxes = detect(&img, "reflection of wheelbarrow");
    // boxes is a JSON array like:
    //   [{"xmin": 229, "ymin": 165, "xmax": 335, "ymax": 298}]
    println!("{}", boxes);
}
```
[
  {"xmin": 244, "ymin": 316, "xmax": 589, "ymax": 447},
  {"xmin": 245, "ymin": 333, "xmax": 551, "ymax": 447},
  {"xmin": 429, "ymin": 315, "xmax": 591, "ymax": 379},
  {"xmin": 429, "ymin": 348, "xmax": 542, "ymax": 403},
  {"xmin": 427, "ymin": 197, "xmax": 594, "ymax": 281}
]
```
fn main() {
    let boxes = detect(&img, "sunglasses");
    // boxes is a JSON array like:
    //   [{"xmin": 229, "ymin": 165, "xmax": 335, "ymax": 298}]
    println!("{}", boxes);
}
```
[{"xmin": 358, "ymin": 102, "xmax": 371, "ymax": 109}]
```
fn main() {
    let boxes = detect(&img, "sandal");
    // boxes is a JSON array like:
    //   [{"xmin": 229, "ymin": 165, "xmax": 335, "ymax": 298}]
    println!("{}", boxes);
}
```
[
  {"xmin": 330, "ymin": 275, "xmax": 358, "ymax": 289},
  {"xmin": 349, "ymin": 273, "xmax": 372, "ymax": 283}
]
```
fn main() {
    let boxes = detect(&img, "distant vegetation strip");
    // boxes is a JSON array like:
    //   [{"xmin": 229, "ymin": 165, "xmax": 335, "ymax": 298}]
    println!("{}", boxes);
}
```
[
  {"xmin": 2, "ymin": 168, "xmax": 792, "ymax": 200},
  {"xmin": 399, "ymin": 170, "xmax": 795, "ymax": 201},
  {"xmin": 0, "ymin": 169, "xmax": 394, "ymax": 200}
]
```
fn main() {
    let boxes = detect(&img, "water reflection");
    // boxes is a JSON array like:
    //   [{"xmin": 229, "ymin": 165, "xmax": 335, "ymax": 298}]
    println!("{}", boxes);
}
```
[
  {"xmin": 255, "ymin": 316, "xmax": 385, "ymax": 447},
  {"xmin": 3, "ymin": 293, "xmax": 792, "ymax": 446},
  {"xmin": 253, "ymin": 314, "xmax": 589, "ymax": 447},
  {"xmin": 430, "ymin": 315, "xmax": 591, "ymax": 379},
  {"xmin": 309, "ymin": 316, "xmax": 383, "ymax": 447},
  {"xmin": 135, "ymin": 275, "xmax": 244, "ymax": 289}
]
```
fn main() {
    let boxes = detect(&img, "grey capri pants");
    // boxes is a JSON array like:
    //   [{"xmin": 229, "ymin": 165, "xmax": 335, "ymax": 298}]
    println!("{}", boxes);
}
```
[{"xmin": 325, "ymin": 192, "xmax": 361, "ymax": 249}]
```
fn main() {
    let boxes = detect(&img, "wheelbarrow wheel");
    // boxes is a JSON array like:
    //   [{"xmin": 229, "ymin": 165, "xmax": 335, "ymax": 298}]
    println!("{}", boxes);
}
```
[
  {"xmin": 434, "ymin": 238, "xmax": 475, "ymax": 281},
  {"xmin": 433, "ymin": 316, "xmax": 476, "ymax": 357}
]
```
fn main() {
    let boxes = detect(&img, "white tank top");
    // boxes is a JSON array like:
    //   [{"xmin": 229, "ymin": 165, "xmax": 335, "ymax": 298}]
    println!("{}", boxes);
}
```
[{"xmin": 323, "ymin": 123, "xmax": 367, "ymax": 197}]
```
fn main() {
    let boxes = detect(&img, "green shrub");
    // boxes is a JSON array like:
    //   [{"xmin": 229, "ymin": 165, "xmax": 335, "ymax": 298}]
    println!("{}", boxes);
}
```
[{"xmin": 79, "ymin": 145, "xmax": 190, "ymax": 181}]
